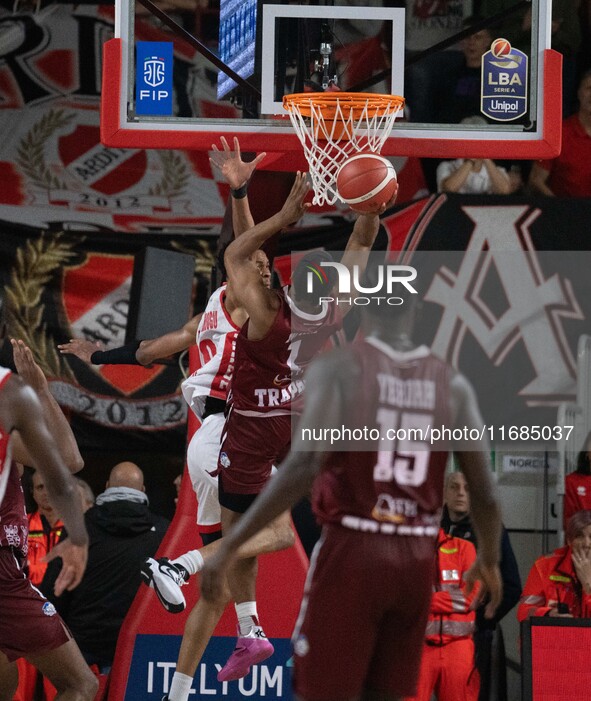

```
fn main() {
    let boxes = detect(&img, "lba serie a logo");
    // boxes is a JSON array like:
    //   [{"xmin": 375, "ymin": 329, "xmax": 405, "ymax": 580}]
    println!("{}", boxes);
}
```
[
  {"xmin": 136, "ymin": 41, "xmax": 173, "ymax": 116},
  {"xmin": 306, "ymin": 261, "xmax": 418, "ymax": 306},
  {"xmin": 481, "ymin": 37, "xmax": 528, "ymax": 122}
]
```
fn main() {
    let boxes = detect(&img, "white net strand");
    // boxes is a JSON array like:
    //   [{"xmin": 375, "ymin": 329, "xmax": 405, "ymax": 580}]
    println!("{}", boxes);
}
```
[{"xmin": 285, "ymin": 95, "xmax": 403, "ymax": 206}]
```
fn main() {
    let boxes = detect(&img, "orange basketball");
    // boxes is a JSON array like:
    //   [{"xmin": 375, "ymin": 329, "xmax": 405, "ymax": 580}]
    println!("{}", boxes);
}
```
[{"xmin": 336, "ymin": 154, "xmax": 398, "ymax": 213}]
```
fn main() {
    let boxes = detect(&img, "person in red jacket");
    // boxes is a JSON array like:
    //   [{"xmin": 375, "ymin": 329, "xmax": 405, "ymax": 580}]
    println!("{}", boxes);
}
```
[
  {"xmin": 518, "ymin": 510, "xmax": 591, "ymax": 620},
  {"xmin": 27, "ymin": 470, "xmax": 65, "ymax": 586},
  {"xmin": 529, "ymin": 71, "xmax": 591, "ymax": 197},
  {"xmin": 563, "ymin": 432, "xmax": 591, "ymax": 532},
  {"xmin": 405, "ymin": 529, "xmax": 480, "ymax": 701}
]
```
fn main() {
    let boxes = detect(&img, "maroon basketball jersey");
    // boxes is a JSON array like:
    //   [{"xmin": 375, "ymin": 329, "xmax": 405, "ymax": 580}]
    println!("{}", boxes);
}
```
[
  {"xmin": 312, "ymin": 337, "xmax": 453, "ymax": 537},
  {"xmin": 230, "ymin": 287, "xmax": 342, "ymax": 415},
  {"xmin": 0, "ymin": 368, "xmax": 28, "ymax": 560}
]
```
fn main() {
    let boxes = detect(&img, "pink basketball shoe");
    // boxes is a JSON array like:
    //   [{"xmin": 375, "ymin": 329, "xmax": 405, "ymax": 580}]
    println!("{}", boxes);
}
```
[{"xmin": 217, "ymin": 630, "xmax": 274, "ymax": 682}]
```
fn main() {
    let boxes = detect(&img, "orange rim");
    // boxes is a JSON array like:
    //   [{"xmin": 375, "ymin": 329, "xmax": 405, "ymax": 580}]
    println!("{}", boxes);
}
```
[{"xmin": 283, "ymin": 92, "xmax": 404, "ymax": 119}]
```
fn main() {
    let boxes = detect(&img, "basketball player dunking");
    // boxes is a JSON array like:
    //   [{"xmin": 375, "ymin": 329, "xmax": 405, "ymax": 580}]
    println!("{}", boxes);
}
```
[
  {"xmin": 211, "ymin": 172, "xmax": 397, "ymax": 682},
  {"xmin": 201, "ymin": 264, "xmax": 503, "ymax": 701}
]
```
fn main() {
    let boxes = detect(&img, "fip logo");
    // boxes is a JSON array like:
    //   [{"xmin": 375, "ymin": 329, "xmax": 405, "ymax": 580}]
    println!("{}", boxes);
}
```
[
  {"xmin": 143, "ymin": 56, "xmax": 166, "ymax": 88},
  {"xmin": 135, "ymin": 42, "xmax": 174, "ymax": 116}
]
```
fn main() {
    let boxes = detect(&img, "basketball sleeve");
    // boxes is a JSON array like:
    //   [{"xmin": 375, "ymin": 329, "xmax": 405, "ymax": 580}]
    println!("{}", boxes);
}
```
[{"xmin": 90, "ymin": 341, "xmax": 141, "ymax": 365}]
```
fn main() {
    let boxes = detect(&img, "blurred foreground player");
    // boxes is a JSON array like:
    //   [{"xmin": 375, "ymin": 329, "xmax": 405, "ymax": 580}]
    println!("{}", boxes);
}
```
[
  {"xmin": 202, "ymin": 266, "xmax": 503, "ymax": 701},
  {"xmin": 0, "ymin": 340, "xmax": 97, "ymax": 701}
]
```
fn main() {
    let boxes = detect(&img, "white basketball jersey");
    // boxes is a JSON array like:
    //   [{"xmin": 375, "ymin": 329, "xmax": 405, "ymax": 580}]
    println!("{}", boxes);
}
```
[
  {"xmin": 181, "ymin": 285, "xmax": 240, "ymax": 420},
  {"xmin": 0, "ymin": 366, "xmax": 13, "ymax": 507}
]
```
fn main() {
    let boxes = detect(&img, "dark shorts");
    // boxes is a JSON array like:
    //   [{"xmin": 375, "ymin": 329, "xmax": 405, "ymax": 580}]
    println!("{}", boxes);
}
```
[
  {"xmin": 217, "ymin": 411, "xmax": 292, "ymax": 496},
  {"xmin": 200, "ymin": 530, "xmax": 223, "ymax": 546},
  {"xmin": 0, "ymin": 547, "xmax": 71, "ymax": 662},
  {"xmin": 292, "ymin": 526, "xmax": 436, "ymax": 700},
  {"xmin": 217, "ymin": 477, "xmax": 258, "ymax": 514}
]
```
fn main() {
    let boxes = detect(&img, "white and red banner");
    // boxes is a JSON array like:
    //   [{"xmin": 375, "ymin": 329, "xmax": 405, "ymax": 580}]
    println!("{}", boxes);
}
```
[
  {"xmin": 0, "ymin": 5, "xmax": 236, "ymax": 233},
  {"xmin": 0, "ymin": 4, "xmax": 427, "ymax": 233}
]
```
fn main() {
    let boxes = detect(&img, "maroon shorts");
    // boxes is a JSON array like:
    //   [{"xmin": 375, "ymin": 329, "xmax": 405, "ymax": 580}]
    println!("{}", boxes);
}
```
[
  {"xmin": 217, "ymin": 410, "xmax": 292, "ymax": 496},
  {"xmin": 0, "ymin": 548, "xmax": 71, "ymax": 662},
  {"xmin": 292, "ymin": 525, "xmax": 436, "ymax": 701}
]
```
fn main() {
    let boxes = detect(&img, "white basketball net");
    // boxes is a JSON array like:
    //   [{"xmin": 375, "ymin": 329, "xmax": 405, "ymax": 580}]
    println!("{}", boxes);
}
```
[{"xmin": 284, "ymin": 94, "xmax": 404, "ymax": 206}]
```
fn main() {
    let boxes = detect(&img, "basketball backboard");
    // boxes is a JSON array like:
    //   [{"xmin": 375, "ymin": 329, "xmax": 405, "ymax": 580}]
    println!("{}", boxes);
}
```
[{"xmin": 101, "ymin": 0, "xmax": 560, "ymax": 164}]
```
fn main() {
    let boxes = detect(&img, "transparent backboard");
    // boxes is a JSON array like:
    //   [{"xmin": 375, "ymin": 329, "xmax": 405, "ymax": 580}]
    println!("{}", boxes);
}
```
[{"xmin": 102, "ymin": 0, "xmax": 560, "ymax": 161}]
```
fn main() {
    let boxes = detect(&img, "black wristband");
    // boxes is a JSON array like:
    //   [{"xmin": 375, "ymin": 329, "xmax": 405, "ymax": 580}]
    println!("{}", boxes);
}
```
[
  {"xmin": 90, "ymin": 340, "xmax": 142, "ymax": 365},
  {"xmin": 231, "ymin": 183, "xmax": 248, "ymax": 199}
]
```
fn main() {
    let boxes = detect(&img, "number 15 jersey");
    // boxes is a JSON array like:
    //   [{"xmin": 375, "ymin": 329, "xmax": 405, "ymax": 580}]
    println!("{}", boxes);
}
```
[{"xmin": 312, "ymin": 337, "xmax": 453, "ymax": 537}]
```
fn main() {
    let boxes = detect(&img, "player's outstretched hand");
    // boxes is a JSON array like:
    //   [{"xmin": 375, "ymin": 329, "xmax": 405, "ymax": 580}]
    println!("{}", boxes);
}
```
[
  {"xmin": 200, "ymin": 547, "xmax": 235, "ymax": 604},
  {"xmin": 57, "ymin": 338, "xmax": 104, "ymax": 364},
  {"xmin": 465, "ymin": 558, "xmax": 503, "ymax": 619},
  {"xmin": 384, "ymin": 180, "xmax": 399, "ymax": 210},
  {"xmin": 44, "ymin": 538, "xmax": 89, "ymax": 596},
  {"xmin": 367, "ymin": 182, "xmax": 400, "ymax": 215},
  {"xmin": 354, "ymin": 180, "xmax": 399, "ymax": 217},
  {"xmin": 210, "ymin": 136, "xmax": 266, "ymax": 190},
  {"xmin": 11, "ymin": 339, "xmax": 47, "ymax": 394},
  {"xmin": 279, "ymin": 172, "xmax": 311, "ymax": 226}
]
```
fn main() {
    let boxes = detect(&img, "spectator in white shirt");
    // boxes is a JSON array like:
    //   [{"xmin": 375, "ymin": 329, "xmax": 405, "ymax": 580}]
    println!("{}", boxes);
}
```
[{"xmin": 437, "ymin": 158, "xmax": 511, "ymax": 194}]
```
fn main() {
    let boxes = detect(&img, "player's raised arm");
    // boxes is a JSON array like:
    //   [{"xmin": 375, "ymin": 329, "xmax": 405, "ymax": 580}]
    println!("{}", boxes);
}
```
[
  {"xmin": 336, "ymin": 189, "xmax": 398, "ymax": 315},
  {"xmin": 11, "ymin": 339, "xmax": 83, "ymax": 473},
  {"xmin": 2, "ymin": 376, "xmax": 88, "ymax": 580},
  {"xmin": 58, "ymin": 313, "xmax": 202, "ymax": 367},
  {"xmin": 224, "ymin": 173, "xmax": 310, "ymax": 326},
  {"xmin": 225, "ymin": 172, "xmax": 310, "ymax": 271},
  {"xmin": 451, "ymin": 372, "xmax": 503, "ymax": 618},
  {"xmin": 210, "ymin": 136, "xmax": 266, "ymax": 235},
  {"xmin": 200, "ymin": 351, "xmax": 349, "ymax": 603}
]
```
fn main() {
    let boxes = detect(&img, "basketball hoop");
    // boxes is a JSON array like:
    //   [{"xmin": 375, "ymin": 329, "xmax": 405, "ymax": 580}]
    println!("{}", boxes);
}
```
[{"xmin": 283, "ymin": 92, "xmax": 404, "ymax": 206}]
